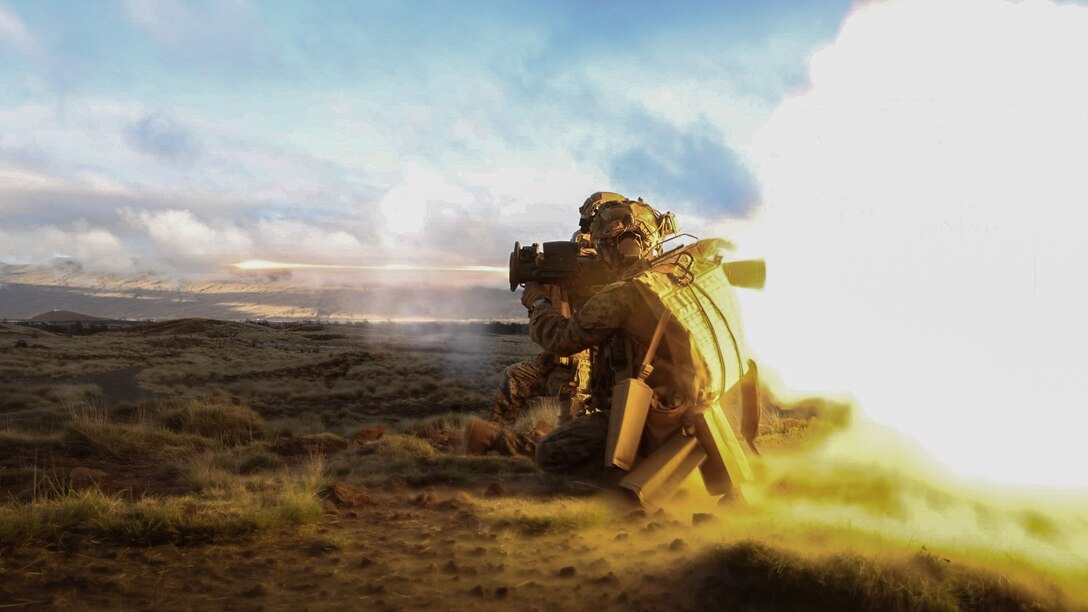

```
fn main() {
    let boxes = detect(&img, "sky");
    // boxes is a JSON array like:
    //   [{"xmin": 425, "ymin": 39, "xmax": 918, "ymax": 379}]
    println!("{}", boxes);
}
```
[
  {"xmin": 6, "ymin": 0, "xmax": 1088, "ymax": 489},
  {"xmin": 0, "ymin": 0, "xmax": 849, "ymax": 275}
]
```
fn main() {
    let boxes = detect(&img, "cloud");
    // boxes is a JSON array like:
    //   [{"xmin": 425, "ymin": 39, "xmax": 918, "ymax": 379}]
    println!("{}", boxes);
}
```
[
  {"xmin": 0, "ymin": 223, "xmax": 134, "ymax": 272},
  {"xmin": 119, "ymin": 208, "xmax": 253, "ymax": 267},
  {"xmin": 253, "ymin": 218, "xmax": 366, "ymax": 262},
  {"xmin": 0, "ymin": 3, "xmax": 38, "ymax": 57},
  {"xmin": 121, "ymin": 0, "xmax": 277, "ymax": 73},
  {"xmin": 125, "ymin": 113, "xmax": 200, "ymax": 162},
  {"xmin": 609, "ymin": 114, "xmax": 759, "ymax": 215}
]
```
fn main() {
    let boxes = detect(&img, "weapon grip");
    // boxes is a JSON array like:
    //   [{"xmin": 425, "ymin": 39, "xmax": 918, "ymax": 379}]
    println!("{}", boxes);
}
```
[{"xmin": 555, "ymin": 286, "xmax": 572, "ymax": 318}]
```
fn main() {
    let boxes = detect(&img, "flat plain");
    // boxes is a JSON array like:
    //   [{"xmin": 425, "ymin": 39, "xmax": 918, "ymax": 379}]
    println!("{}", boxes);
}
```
[{"xmin": 0, "ymin": 319, "xmax": 1083, "ymax": 611}]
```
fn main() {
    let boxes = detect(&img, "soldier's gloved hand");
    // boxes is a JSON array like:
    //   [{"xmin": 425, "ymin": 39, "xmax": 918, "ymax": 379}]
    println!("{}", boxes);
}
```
[{"xmin": 520, "ymin": 282, "xmax": 553, "ymax": 313}]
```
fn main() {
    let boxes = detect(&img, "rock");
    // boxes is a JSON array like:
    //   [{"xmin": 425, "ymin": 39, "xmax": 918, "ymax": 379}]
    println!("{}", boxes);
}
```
[
  {"xmin": 692, "ymin": 512, "xmax": 717, "ymax": 526},
  {"xmin": 413, "ymin": 490, "xmax": 439, "ymax": 507},
  {"xmin": 495, "ymin": 585, "xmax": 509, "ymax": 598},
  {"xmin": 359, "ymin": 557, "xmax": 374, "ymax": 568},
  {"xmin": 448, "ymin": 510, "xmax": 483, "ymax": 530},
  {"xmin": 14, "ymin": 339, "xmax": 28, "ymax": 348},
  {"xmin": 324, "ymin": 482, "xmax": 372, "ymax": 507},
  {"xmin": 484, "ymin": 481, "xmax": 506, "ymax": 498},
  {"xmin": 68, "ymin": 467, "xmax": 109, "ymax": 484},
  {"xmin": 614, "ymin": 533, "xmax": 629, "ymax": 541},
  {"xmin": 669, "ymin": 538, "xmax": 687, "ymax": 551},
  {"xmin": 437, "ymin": 491, "xmax": 475, "ymax": 511},
  {"xmin": 470, "ymin": 584, "xmax": 485, "ymax": 597},
  {"xmin": 352, "ymin": 426, "xmax": 386, "ymax": 445},
  {"xmin": 443, "ymin": 560, "xmax": 459, "ymax": 574},
  {"xmin": 625, "ymin": 509, "xmax": 648, "ymax": 522},
  {"xmin": 642, "ymin": 521, "xmax": 663, "ymax": 533},
  {"xmin": 240, "ymin": 584, "xmax": 268, "ymax": 598},
  {"xmin": 558, "ymin": 566, "xmax": 577, "ymax": 578},
  {"xmin": 305, "ymin": 540, "xmax": 340, "ymax": 556},
  {"xmin": 617, "ymin": 592, "xmax": 629, "ymax": 603}
]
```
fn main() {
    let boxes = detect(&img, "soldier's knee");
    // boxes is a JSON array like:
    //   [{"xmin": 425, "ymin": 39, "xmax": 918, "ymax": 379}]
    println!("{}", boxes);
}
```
[{"xmin": 533, "ymin": 413, "xmax": 609, "ymax": 474}]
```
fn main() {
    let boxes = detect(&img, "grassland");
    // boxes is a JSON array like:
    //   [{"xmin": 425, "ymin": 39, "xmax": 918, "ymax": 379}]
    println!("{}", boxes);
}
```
[{"xmin": 0, "ymin": 319, "xmax": 1083, "ymax": 610}]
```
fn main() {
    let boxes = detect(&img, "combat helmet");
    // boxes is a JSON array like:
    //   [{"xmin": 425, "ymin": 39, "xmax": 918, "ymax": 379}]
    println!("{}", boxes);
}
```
[
  {"xmin": 589, "ymin": 197, "xmax": 679, "ymax": 261},
  {"xmin": 579, "ymin": 191, "xmax": 628, "ymax": 233}
]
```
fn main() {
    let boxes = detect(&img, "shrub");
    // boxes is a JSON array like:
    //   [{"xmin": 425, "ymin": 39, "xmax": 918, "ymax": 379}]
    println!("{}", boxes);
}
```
[
  {"xmin": 159, "ymin": 399, "xmax": 265, "ymax": 446},
  {"xmin": 63, "ymin": 413, "xmax": 214, "ymax": 460}
]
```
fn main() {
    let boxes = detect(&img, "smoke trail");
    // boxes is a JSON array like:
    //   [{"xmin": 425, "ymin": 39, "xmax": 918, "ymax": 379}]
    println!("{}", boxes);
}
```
[
  {"xmin": 735, "ymin": 0, "xmax": 1088, "ymax": 487},
  {"xmin": 231, "ymin": 259, "xmax": 506, "ymax": 274}
]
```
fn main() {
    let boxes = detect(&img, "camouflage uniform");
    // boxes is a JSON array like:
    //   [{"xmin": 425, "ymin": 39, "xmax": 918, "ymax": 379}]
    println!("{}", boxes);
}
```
[
  {"xmin": 488, "ymin": 353, "xmax": 572, "ymax": 425},
  {"xmin": 529, "ymin": 274, "xmax": 678, "ymax": 474}
]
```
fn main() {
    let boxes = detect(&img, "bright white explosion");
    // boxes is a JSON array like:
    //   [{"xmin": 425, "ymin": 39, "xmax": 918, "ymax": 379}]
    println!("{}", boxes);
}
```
[{"xmin": 740, "ymin": 0, "xmax": 1088, "ymax": 487}]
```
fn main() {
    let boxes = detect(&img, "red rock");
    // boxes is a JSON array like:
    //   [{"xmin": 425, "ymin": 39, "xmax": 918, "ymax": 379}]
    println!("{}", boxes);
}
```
[
  {"xmin": 323, "ymin": 482, "xmax": 372, "ymax": 507},
  {"xmin": 352, "ymin": 426, "xmax": 385, "ymax": 445}
]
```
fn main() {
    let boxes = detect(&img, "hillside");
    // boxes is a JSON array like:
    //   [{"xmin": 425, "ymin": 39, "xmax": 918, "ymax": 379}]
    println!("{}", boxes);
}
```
[
  {"xmin": 0, "ymin": 261, "xmax": 523, "ymax": 322},
  {"xmin": 28, "ymin": 310, "xmax": 111, "ymax": 323}
]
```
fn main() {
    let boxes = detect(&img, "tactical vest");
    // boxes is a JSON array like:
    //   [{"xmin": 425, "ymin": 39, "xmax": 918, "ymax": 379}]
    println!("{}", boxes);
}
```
[
  {"xmin": 629, "ymin": 238, "xmax": 757, "ymax": 484},
  {"xmin": 632, "ymin": 238, "xmax": 749, "ymax": 401}
]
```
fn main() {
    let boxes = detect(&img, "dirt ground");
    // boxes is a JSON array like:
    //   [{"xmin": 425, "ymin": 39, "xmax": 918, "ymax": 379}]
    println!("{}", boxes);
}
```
[
  {"xmin": 1, "ymin": 320, "xmax": 1084, "ymax": 611},
  {"xmin": 0, "ymin": 485, "xmax": 734, "ymax": 611}
]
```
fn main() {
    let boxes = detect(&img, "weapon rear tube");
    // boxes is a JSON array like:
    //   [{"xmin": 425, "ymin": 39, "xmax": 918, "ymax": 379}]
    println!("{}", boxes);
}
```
[{"xmin": 619, "ymin": 434, "xmax": 707, "ymax": 508}]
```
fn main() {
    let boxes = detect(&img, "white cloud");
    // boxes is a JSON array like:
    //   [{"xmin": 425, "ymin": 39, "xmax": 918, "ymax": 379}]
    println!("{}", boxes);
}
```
[
  {"xmin": 254, "ymin": 218, "xmax": 366, "ymax": 261},
  {"xmin": 122, "ymin": 0, "xmax": 194, "ymax": 44},
  {"xmin": 0, "ymin": 223, "xmax": 133, "ymax": 272},
  {"xmin": 0, "ymin": 3, "xmax": 38, "ymax": 57},
  {"xmin": 120, "ymin": 208, "xmax": 253, "ymax": 262},
  {"xmin": 744, "ymin": 0, "xmax": 1088, "ymax": 486}
]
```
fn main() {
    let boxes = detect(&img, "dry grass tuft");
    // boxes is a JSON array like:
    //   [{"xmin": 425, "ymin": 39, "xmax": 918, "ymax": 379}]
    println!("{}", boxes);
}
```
[
  {"xmin": 63, "ymin": 411, "xmax": 214, "ymax": 460},
  {"xmin": 158, "ymin": 398, "xmax": 265, "ymax": 446},
  {"xmin": 0, "ymin": 457, "xmax": 325, "ymax": 546}
]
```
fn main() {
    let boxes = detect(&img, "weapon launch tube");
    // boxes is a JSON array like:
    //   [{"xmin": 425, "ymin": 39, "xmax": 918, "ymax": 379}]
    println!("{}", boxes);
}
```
[
  {"xmin": 722, "ymin": 259, "xmax": 766, "ymax": 289},
  {"xmin": 619, "ymin": 434, "xmax": 707, "ymax": 508},
  {"xmin": 605, "ymin": 310, "xmax": 672, "ymax": 470}
]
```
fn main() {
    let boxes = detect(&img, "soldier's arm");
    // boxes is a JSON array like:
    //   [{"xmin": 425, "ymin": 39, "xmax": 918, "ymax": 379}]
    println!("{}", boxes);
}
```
[{"xmin": 529, "ymin": 282, "xmax": 636, "ymax": 356}]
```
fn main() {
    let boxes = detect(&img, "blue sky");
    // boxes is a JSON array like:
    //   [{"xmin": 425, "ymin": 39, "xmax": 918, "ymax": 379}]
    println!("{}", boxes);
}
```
[{"xmin": 0, "ymin": 0, "xmax": 851, "ymax": 275}]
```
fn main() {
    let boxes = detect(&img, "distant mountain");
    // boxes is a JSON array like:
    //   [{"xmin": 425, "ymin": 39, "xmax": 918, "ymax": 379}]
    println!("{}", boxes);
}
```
[
  {"xmin": 29, "ymin": 310, "xmax": 112, "ymax": 323},
  {"xmin": 0, "ymin": 262, "xmax": 524, "ymax": 322}
]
